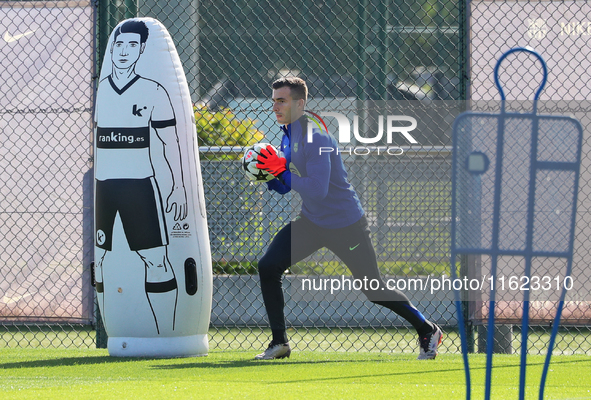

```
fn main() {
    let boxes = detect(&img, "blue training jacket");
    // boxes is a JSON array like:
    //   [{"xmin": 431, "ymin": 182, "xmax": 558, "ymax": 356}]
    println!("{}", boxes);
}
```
[{"xmin": 266, "ymin": 115, "xmax": 364, "ymax": 229}]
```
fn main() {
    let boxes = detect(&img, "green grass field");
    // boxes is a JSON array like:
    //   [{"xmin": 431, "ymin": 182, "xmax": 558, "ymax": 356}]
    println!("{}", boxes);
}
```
[{"xmin": 1, "ymin": 348, "xmax": 590, "ymax": 400}]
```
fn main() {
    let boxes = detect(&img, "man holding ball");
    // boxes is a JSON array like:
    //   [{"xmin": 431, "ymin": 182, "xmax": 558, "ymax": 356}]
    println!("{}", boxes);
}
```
[{"xmin": 254, "ymin": 76, "xmax": 442, "ymax": 360}]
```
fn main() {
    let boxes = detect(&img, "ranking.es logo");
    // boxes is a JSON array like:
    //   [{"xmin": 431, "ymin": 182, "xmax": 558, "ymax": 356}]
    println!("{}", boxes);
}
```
[{"xmin": 304, "ymin": 110, "xmax": 418, "ymax": 156}]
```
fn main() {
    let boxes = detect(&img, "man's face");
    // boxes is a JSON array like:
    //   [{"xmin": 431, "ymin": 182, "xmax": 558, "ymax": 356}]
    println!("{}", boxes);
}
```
[
  {"xmin": 272, "ymin": 86, "xmax": 303, "ymax": 125},
  {"xmin": 111, "ymin": 32, "xmax": 144, "ymax": 69}
]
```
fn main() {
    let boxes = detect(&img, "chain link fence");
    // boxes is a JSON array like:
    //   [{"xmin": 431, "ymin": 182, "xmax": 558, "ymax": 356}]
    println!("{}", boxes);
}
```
[
  {"xmin": 1, "ymin": 0, "xmax": 590, "ymax": 355},
  {"xmin": 0, "ymin": 0, "xmax": 96, "ymax": 347},
  {"xmin": 465, "ymin": 0, "xmax": 591, "ymax": 354}
]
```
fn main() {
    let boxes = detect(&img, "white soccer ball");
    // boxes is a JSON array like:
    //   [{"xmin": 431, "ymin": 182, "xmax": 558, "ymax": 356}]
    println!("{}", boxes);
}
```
[{"xmin": 241, "ymin": 142, "xmax": 277, "ymax": 182}]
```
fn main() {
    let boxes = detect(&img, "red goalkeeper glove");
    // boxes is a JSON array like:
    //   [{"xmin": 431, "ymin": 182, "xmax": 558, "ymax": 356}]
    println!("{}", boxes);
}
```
[{"xmin": 256, "ymin": 145, "xmax": 287, "ymax": 177}]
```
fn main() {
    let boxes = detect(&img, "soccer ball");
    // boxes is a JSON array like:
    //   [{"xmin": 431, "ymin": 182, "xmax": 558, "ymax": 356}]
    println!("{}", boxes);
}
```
[{"xmin": 241, "ymin": 142, "xmax": 277, "ymax": 182}]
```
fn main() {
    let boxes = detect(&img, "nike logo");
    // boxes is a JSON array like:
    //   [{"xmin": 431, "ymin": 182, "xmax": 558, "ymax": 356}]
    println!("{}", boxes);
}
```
[
  {"xmin": 3, "ymin": 30, "xmax": 36, "ymax": 43},
  {"xmin": 349, "ymin": 243, "xmax": 360, "ymax": 251},
  {"xmin": 1, "ymin": 292, "xmax": 32, "ymax": 305}
]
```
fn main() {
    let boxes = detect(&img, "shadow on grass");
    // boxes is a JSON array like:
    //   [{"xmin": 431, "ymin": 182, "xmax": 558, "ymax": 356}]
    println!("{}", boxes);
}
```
[
  {"xmin": 0, "ymin": 352, "xmax": 379, "ymax": 370},
  {"xmin": 0, "ymin": 356, "xmax": 153, "ymax": 369},
  {"xmin": 152, "ymin": 358, "xmax": 386, "ymax": 370},
  {"xmin": 1, "ymin": 353, "xmax": 589, "ymax": 376},
  {"xmin": 151, "ymin": 354, "xmax": 591, "ymax": 376},
  {"xmin": 267, "ymin": 358, "xmax": 591, "ymax": 384}
]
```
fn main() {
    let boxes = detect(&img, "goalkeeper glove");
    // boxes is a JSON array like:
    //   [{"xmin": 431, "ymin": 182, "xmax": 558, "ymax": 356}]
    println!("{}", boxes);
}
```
[{"xmin": 256, "ymin": 145, "xmax": 287, "ymax": 177}]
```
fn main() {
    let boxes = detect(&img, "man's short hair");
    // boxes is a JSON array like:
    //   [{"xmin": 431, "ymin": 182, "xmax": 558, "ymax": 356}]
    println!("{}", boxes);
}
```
[
  {"xmin": 113, "ymin": 20, "xmax": 149, "ymax": 44},
  {"xmin": 272, "ymin": 77, "xmax": 308, "ymax": 101}
]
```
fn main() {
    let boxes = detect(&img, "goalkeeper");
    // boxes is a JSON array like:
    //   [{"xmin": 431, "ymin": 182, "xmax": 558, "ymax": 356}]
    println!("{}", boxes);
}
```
[{"xmin": 254, "ymin": 76, "xmax": 442, "ymax": 360}]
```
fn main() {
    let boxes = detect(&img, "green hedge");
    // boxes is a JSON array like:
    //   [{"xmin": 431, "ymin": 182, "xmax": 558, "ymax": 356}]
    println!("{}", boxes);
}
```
[{"xmin": 195, "ymin": 106, "xmax": 264, "ymax": 160}]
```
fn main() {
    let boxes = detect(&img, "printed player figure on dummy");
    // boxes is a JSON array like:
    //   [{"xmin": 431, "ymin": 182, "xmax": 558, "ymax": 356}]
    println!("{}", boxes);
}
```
[{"xmin": 94, "ymin": 20, "xmax": 187, "ymax": 335}]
